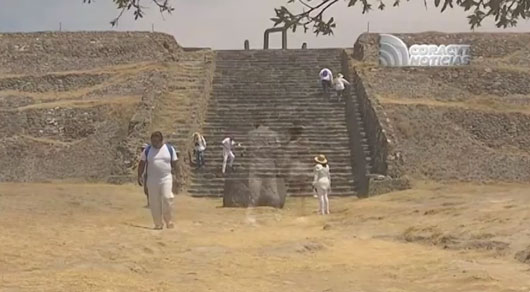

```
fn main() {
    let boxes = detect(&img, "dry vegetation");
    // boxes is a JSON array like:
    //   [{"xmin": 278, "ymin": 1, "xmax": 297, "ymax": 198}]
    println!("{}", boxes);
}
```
[{"xmin": 1, "ymin": 181, "xmax": 530, "ymax": 291}]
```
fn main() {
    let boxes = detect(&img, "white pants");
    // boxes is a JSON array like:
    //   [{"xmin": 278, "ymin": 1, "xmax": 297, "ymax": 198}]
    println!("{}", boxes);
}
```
[
  {"xmin": 315, "ymin": 179, "xmax": 330, "ymax": 215},
  {"xmin": 222, "ymin": 151, "xmax": 235, "ymax": 173},
  {"xmin": 146, "ymin": 180, "xmax": 174, "ymax": 227}
]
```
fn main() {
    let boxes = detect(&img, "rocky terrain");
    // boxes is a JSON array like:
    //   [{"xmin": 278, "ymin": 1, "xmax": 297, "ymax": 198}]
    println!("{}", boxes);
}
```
[
  {"xmin": 0, "ymin": 32, "xmax": 214, "ymax": 185},
  {"xmin": 352, "ymin": 32, "xmax": 530, "ymax": 182}
]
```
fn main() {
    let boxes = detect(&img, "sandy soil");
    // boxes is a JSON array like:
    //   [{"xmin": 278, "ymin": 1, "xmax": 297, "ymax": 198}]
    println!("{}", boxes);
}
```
[{"xmin": 1, "ymin": 182, "xmax": 530, "ymax": 292}]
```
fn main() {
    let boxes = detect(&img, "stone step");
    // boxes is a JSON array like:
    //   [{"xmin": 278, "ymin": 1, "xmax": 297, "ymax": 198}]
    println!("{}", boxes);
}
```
[
  {"xmin": 189, "ymin": 162, "xmax": 355, "ymax": 170},
  {"xmin": 204, "ymin": 114, "xmax": 347, "ymax": 120},
  {"xmin": 195, "ymin": 139, "xmax": 352, "ymax": 147},
  {"xmin": 190, "ymin": 133, "xmax": 351, "ymax": 139},
  {"xmin": 194, "ymin": 154, "xmax": 353, "ymax": 161},
  {"xmin": 202, "ymin": 118, "xmax": 348, "ymax": 124},
  {"xmin": 188, "ymin": 186, "xmax": 356, "ymax": 195},
  {"xmin": 212, "ymin": 77, "xmax": 334, "ymax": 82},
  {"xmin": 189, "ymin": 167, "xmax": 354, "ymax": 174},
  {"xmin": 193, "ymin": 137, "xmax": 367, "ymax": 146},
  {"xmin": 189, "ymin": 176, "xmax": 355, "ymax": 185},
  {"xmin": 202, "ymin": 122, "xmax": 348, "ymax": 129},
  {"xmin": 214, "ymin": 61, "xmax": 342, "ymax": 66},
  {"xmin": 206, "ymin": 106, "xmax": 346, "ymax": 111},
  {"xmin": 189, "ymin": 173, "xmax": 355, "ymax": 181},
  {"xmin": 209, "ymin": 96, "xmax": 345, "ymax": 101},
  {"xmin": 214, "ymin": 66, "xmax": 343, "ymax": 71},
  {"xmin": 201, "ymin": 127, "xmax": 350, "ymax": 133},
  {"xmin": 194, "ymin": 146, "xmax": 352, "ymax": 153},
  {"xmin": 190, "ymin": 182, "xmax": 356, "ymax": 189},
  {"xmin": 190, "ymin": 50, "xmax": 358, "ymax": 197},
  {"xmin": 188, "ymin": 186, "xmax": 357, "ymax": 197},
  {"xmin": 188, "ymin": 190, "xmax": 357, "ymax": 198},
  {"xmin": 210, "ymin": 96, "xmax": 337, "ymax": 101}
]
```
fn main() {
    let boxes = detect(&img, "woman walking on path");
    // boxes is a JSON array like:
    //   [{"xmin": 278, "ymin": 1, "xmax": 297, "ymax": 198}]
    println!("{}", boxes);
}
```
[
  {"xmin": 312, "ymin": 154, "xmax": 331, "ymax": 215},
  {"xmin": 193, "ymin": 132, "xmax": 207, "ymax": 168}
]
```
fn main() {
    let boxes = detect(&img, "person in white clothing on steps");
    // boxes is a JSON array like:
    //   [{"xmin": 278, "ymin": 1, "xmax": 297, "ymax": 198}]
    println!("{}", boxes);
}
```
[
  {"xmin": 319, "ymin": 68, "xmax": 333, "ymax": 94},
  {"xmin": 312, "ymin": 154, "xmax": 331, "ymax": 215},
  {"xmin": 221, "ymin": 136, "xmax": 238, "ymax": 174},
  {"xmin": 333, "ymin": 73, "xmax": 351, "ymax": 102},
  {"xmin": 137, "ymin": 131, "xmax": 178, "ymax": 230},
  {"xmin": 193, "ymin": 132, "xmax": 207, "ymax": 169}
]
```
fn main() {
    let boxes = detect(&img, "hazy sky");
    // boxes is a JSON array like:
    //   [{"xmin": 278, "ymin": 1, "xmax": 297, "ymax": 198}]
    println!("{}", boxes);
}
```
[{"xmin": 1, "ymin": 0, "xmax": 529, "ymax": 49}]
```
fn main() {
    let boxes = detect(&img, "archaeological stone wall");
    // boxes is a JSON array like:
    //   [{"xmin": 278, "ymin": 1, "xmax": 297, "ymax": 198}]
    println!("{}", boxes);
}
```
[
  {"xmin": 0, "ymin": 31, "xmax": 181, "ymax": 75},
  {"xmin": 0, "ymin": 32, "xmax": 216, "ymax": 185},
  {"xmin": 351, "ymin": 32, "xmax": 530, "ymax": 184}
]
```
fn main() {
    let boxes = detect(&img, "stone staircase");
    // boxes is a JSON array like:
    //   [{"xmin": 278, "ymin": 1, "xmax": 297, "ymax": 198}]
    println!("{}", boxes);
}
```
[{"xmin": 188, "ymin": 49, "xmax": 359, "ymax": 197}]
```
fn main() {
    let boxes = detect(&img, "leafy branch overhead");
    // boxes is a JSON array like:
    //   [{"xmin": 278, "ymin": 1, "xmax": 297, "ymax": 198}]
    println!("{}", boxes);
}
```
[
  {"xmin": 271, "ymin": 0, "xmax": 530, "ymax": 35},
  {"xmin": 83, "ymin": 0, "xmax": 174, "ymax": 26}
]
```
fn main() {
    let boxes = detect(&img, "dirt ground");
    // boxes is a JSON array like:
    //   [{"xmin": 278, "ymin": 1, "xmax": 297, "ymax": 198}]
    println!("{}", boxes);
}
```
[{"xmin": 1, "ymin": 182, "xmax": 530, "ymax": 292}]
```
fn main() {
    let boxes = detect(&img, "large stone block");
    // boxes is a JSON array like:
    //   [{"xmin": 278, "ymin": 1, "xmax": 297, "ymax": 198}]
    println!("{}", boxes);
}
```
[{"xmin": 222, "ymin": 170, "xmax": 287, "ymax": 208}]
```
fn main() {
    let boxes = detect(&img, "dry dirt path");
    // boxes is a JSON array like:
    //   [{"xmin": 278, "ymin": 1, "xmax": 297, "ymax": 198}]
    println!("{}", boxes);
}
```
[{"xmin": 1, "ymin": 182, "xmax": 529, "ymax": 292}]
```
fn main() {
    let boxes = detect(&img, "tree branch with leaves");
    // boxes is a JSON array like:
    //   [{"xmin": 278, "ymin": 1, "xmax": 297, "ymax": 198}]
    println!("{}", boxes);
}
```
[
  {"xmin": 271, "ymin": 0, "xmax": 530, "ymax": 35},
  {"xmin": 84, "ymin": 0, "xmax": 529, "ymax": 35},
  {"xmin": 83, "ymin": 0, "xmax": 174, "ymax": 26}
]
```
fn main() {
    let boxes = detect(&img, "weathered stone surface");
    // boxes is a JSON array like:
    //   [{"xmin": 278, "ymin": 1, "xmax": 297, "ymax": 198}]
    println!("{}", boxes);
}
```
[
  {"xmin": 276, "ymin": 123, "xmax": 318, "ymax": 194},
  {"xmin": 0, "ymin": 32, "xmax": 214, "ymax": 184},
  {"xmin": 0, "ymin": 31, "xmax": 182, "ymax": 75},
  {"xmin": 190, "ymin": 49, "xmax": 357, "ymax": 197},
  {"xmin": 223, "ymin": 175, "xmax": 287, "ymax": 208},
  {"xmin": 353, "ymin": 32, "xmax": 530, "ymax": 66},
  {"xmin": 515, "ymin": 246, "xmax": 530, "ymax": 264},
  {"xmin": 350, "ymin": 32, "xmax": 530, "ymax": 184},
  {"xmin": 368, "ymin": 177, "xmax": 411, "ymax": 197},
  {"xmin": 223, "ymin": 125, "xmax": 287, "ymax": 208}
]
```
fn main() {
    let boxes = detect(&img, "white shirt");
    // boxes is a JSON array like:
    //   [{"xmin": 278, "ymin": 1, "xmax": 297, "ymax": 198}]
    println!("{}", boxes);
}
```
[
  {"xmin": 319, "ymin": 68, "xmax": 333, "ymax": 81},
  {"xmin": 222, "ymin": 137, "xmax": 235, "ymax": 154},
  {"xmin": 140, "ymin": 145, "xmax": 178, "ymax": 183},
  {"xmin": 334, "ymin": 77, "xmax": 350, "ymax": 91},
  {"xmin": 195, "ymin": 135, "xmax": 207, "ymax": 152},
  {"xmin": 313, "ymin": 164, "xmax": 331, "ymax": 185}
]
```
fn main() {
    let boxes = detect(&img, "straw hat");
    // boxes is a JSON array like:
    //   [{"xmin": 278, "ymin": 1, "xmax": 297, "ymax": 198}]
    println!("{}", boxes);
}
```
[{"xmin": 314, "ymin": 154, "xmax": 328, "ymax": 164}]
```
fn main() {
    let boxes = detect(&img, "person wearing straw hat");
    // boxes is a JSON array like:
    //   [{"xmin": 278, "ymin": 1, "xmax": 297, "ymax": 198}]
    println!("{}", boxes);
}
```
[
  {"xmin": 333, "ymin": 73, "xmax": 351, "ymax": 102},
  {"xmin": 312, "ymin": 154, "xmax": 331, "ymax": 215},
  {"xmin": 193, "ymin": 132, "xmax": 207, "ymax": 169}
]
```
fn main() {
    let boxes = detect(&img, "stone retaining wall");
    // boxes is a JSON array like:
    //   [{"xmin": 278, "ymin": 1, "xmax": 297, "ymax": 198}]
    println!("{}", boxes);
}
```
[{"xmin": 0, "ymin": 31, "xmax": 181, "ymax": 75}]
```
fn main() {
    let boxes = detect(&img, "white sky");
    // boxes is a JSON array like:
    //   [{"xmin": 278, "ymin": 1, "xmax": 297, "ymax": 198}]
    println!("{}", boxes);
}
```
[{"xmin": 0, "ymin": 0, "xmax": 529, "ymax": 49}]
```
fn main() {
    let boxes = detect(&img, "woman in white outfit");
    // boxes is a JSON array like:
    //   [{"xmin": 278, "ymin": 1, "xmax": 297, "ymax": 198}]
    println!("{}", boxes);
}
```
[
  {"xmin": 333, "ymin": 73, "xmax": 351, "ymax": 102},
  {"xmin": 312, "ymin": 154, "xmax": 331, "ymax": 215}
]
